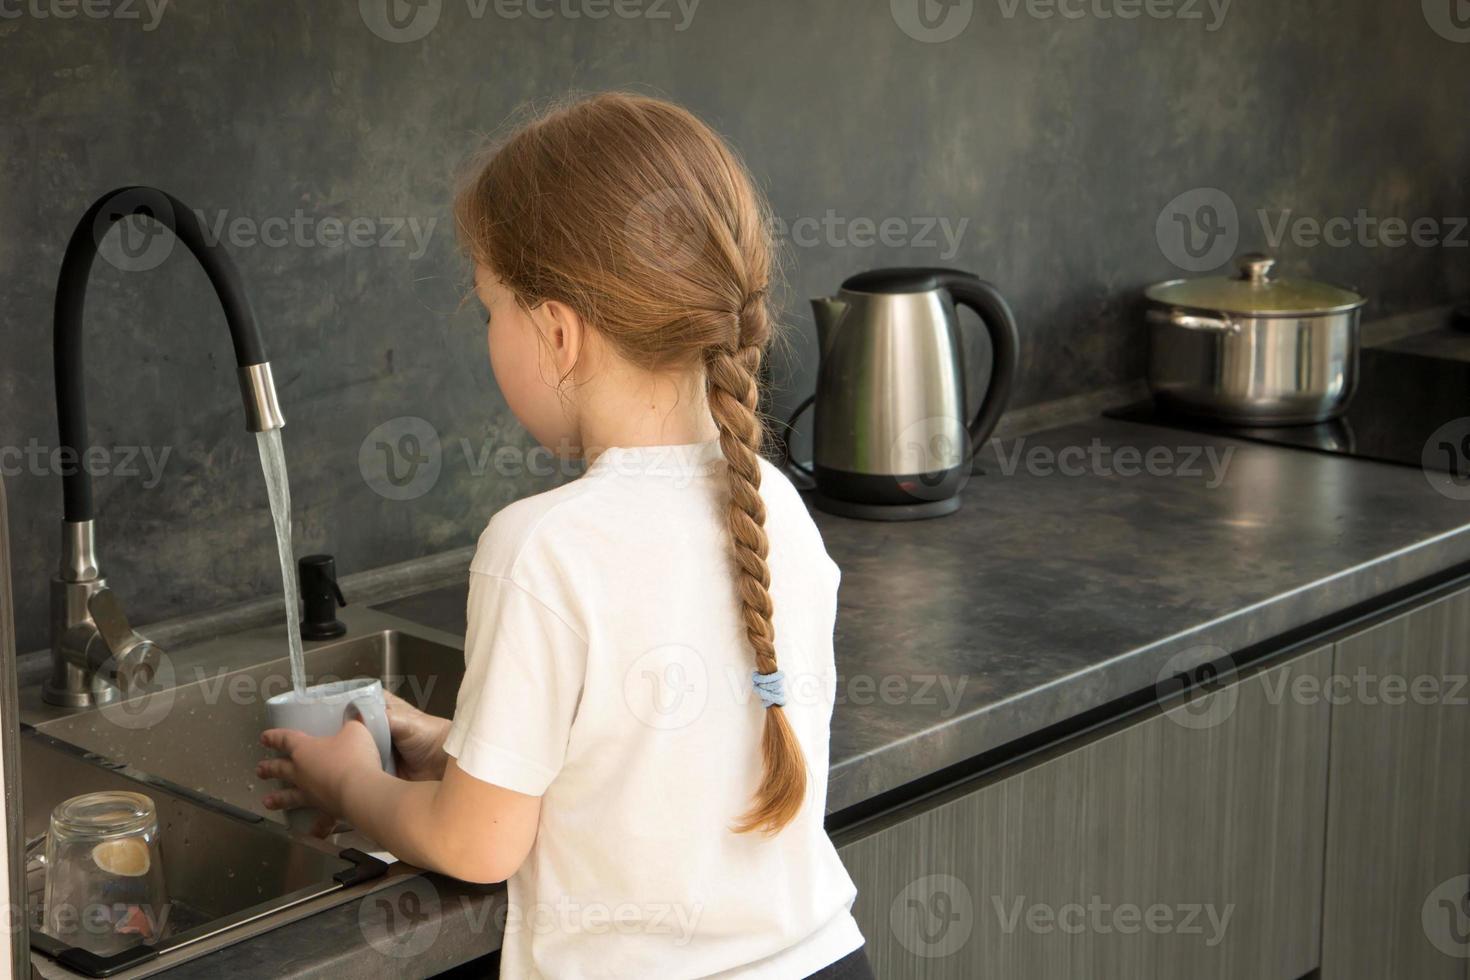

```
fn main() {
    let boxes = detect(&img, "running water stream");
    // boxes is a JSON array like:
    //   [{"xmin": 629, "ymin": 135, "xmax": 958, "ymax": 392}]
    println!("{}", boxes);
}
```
[{"xmin": 255, "ymin": 428, "xmax": 306, "ymax": 695}]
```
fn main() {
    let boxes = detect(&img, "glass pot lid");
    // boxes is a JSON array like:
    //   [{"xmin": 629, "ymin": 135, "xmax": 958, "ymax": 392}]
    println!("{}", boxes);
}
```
[{"xmin": 1145, "ymin": 254, "xmax": 1365, "ymax": 317}]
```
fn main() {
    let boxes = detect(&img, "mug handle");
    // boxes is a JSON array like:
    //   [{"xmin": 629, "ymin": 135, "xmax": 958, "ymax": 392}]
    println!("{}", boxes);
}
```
[{"xmin": 345, "ymin": 695, "xmax": 397, "ymax": 777}]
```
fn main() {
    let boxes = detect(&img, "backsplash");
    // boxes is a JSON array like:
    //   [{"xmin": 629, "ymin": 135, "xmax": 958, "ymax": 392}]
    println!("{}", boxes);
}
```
[{"xmin": 1, "ymin": 0, "xmax": 1466, "ymax": 652}]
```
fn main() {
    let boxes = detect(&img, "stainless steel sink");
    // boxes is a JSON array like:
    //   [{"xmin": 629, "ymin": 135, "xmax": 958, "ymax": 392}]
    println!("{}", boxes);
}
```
[
  {"xmin": 28, "ymin": 617, "xmax": 464, "ymax": 821},
  {"xmin": 17, "ymin": 604, "xmax": 467, "ymax": 975},
  {"xmin": 20, "ymin": 729, "xmax": 378, "ymax": 976}
]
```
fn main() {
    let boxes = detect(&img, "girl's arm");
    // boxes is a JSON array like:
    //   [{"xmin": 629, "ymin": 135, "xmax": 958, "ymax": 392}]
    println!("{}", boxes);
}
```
[{"xmin": 258, "ymin": 721, "xmax": 541, "ymax": 884}]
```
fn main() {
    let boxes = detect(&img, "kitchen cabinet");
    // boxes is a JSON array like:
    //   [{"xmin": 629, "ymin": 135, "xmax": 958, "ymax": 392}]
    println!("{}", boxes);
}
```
[
  {"xmin": 836, "ymin": 645, "xmax": 1333, "ymax": 979},
  {"xmin": 1320, "ymin": 585, "xmax": 1470, "ymax": 979}
]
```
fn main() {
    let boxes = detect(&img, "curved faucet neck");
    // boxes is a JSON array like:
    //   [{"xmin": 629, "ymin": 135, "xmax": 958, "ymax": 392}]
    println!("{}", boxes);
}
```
[{"xmin": 53, "ymin": 186, "xmax": 282, "ymax": 525}]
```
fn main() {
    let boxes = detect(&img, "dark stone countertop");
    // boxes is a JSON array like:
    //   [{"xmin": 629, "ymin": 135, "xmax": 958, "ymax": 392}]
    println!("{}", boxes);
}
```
[{"xmin": 818, "ymin": 416, "xmax": 1470, "ymax": 811}]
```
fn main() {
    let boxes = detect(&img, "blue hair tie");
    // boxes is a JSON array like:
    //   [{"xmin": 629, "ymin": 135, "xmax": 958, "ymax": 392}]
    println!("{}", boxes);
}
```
[{"xmin": 752, "ymin": 670, "xmax": 786, "ymax": 709}]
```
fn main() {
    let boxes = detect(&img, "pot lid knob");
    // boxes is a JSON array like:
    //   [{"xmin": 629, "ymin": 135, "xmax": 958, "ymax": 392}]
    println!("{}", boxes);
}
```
[{"xmin": 1237, "ymin": 253, "xmax": 1277, "ymax": 284}]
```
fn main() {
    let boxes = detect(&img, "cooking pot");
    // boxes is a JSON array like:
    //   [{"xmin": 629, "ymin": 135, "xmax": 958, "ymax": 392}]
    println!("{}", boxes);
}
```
[{"xmin": 1145, "ymin": 254, "xmax": 1366, "ymax": 425}]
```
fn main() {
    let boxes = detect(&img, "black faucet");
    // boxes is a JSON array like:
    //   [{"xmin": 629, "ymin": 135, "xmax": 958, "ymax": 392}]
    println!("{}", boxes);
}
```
[{"xmin": 47, "ymin": 187, "xmax": 286, "ymax": 707}]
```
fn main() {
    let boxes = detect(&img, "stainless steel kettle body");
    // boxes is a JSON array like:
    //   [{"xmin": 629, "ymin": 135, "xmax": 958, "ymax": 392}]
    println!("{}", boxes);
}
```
[{"xmin": 805, "ymin": 268, "xmax": 1019, "ymax": 520}]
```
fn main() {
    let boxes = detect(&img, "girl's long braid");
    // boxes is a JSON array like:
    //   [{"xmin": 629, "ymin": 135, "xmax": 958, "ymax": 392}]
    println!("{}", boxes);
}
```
[{"xmin": 706, "ymin": 295, "xmax": 807, "ymax": 835}]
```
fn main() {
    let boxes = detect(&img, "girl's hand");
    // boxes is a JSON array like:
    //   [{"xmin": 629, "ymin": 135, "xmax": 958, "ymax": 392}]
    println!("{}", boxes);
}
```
[
  {"xmin": 257, "ymin": 721, "xmax": 382, "ymax": 836},
  {"xmin": 383, "ymin": 690, "xmax": 452, "ymax": 781}
]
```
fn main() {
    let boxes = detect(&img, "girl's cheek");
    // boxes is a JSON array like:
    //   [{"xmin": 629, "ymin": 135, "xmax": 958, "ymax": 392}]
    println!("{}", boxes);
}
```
[{"xmin": 490, "ymin": 321, "xmax": 574, "ymax": 451}]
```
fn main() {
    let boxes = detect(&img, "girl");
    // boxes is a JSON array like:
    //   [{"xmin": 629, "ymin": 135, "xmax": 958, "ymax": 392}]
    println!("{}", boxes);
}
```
[{"xmin": 257, "ymin": 92, "xmax": 870, "ymax": 979}]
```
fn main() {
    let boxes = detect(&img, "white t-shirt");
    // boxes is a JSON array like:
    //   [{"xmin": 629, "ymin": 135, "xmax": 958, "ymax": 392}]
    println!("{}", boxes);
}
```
[{"xmin": 442, "ymin": 440, "xmax": 864, "ymax": 979}]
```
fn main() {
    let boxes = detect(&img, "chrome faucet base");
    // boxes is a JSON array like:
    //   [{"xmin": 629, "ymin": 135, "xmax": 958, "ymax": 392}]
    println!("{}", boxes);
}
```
[
  {"xmin": 45, "ymin": 521, "xmax": 163, "ymax": 709},
  {"xmin": 42, "ymin": 668, "xmax": 122, "ymax": 708},
  {"xmin": 45, "ymin": 576, "xmax": 121, "ymax": 708}
]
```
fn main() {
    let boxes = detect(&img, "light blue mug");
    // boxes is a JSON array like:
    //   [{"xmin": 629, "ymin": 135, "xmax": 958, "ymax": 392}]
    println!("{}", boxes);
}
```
[{"xmin": 265, "ymin": 677, "xmax": 396, "ymax": 833}]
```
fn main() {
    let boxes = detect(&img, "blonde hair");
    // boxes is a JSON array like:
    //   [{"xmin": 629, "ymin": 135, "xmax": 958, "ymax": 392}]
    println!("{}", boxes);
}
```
[{"xmin": 455, "ymin": 93, "xmax": 805, "ymax": 834}]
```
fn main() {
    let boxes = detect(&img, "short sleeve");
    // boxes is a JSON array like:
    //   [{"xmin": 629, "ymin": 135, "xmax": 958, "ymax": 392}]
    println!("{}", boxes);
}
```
[{"xmin": 442, "ymin": 572, "xmax": 587, "ymax": 796}]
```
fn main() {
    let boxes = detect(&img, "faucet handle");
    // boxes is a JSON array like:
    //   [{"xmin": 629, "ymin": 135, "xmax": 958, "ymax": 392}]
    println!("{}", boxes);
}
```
[{"xmin": 87, "ymin": 588, "xmax": 162, "ymax": 690}]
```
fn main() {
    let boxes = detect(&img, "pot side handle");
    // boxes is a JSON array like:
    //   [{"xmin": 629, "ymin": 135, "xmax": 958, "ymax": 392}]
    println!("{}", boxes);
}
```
[{"xmin": 1147, "ymin": 308, "xmax": 1243, "ymax": 333}]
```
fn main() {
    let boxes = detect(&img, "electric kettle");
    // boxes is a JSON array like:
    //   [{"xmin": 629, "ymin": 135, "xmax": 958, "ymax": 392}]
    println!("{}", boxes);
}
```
[{"xmin": 794, "ymin": 268, "xmax": 1019, "ymax": 521}]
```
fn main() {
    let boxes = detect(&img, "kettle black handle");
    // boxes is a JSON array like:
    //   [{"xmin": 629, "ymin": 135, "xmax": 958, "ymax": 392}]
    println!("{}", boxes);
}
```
[{"xmin": 939, "ymin": 273, "xmax": 1019, "ymax": 454}]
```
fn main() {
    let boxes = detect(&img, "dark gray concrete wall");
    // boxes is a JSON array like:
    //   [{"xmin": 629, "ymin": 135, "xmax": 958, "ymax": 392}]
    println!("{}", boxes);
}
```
[{"xmin": 1, "ymin": 0, "xmax": 1466, "ymax": 652}]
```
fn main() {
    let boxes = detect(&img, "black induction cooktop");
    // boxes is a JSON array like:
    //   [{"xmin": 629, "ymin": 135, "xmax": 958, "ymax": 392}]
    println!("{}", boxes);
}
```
[{"xmin": 1107, "ymin": 335, "xmax": 1470, "ymax": 477}]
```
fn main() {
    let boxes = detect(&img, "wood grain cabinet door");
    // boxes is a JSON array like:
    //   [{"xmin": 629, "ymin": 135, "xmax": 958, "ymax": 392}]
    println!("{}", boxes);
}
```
[
  {"xmin": 836, "ymin": 645, "xmax": 1333, "ymax": 980},
  {"xmin": 1320, "ymin": 586, "xmax": 1470, "ymax": 979}
]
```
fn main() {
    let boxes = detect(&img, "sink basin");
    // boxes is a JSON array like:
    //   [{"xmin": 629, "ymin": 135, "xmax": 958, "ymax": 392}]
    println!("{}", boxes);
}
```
[
  {"xmin": 20, "ymin": 729, "xmax": 383, "ymax": 976},
  {"xmin": 29, "ymin": 621, "xmax": 465, "ymax": 821},
  {"xmin": 17, "ymin": 606, "xmax": 466, "ymax": 975}
]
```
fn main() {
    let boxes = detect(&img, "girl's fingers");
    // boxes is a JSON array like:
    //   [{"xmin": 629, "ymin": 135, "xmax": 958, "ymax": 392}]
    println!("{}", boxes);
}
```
[
  {"xmin": 260, "ymin": 728, "xmax": 303, "ymax": 752},
  {"xmin": 262, "ymin": 788, "xmax": 308, "ymax": 811},
  {"xmin": 382, "ymin": 693, "xmax": 420, "ymax": 736},
  {"xmin": 256, "ymin": 757, "xmax": 296, "ymax": 782}
]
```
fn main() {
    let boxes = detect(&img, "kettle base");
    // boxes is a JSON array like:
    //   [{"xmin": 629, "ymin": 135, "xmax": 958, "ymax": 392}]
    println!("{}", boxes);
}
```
[{"xmin": 812, "ymin": 492, "xmax": 961, "ymax": 522}]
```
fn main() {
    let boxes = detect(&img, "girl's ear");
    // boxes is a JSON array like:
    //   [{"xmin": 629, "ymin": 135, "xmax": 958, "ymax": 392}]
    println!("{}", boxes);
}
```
[{"xmin": 535, "ymin": 299, "xmax": 586, "ymax": 381}]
